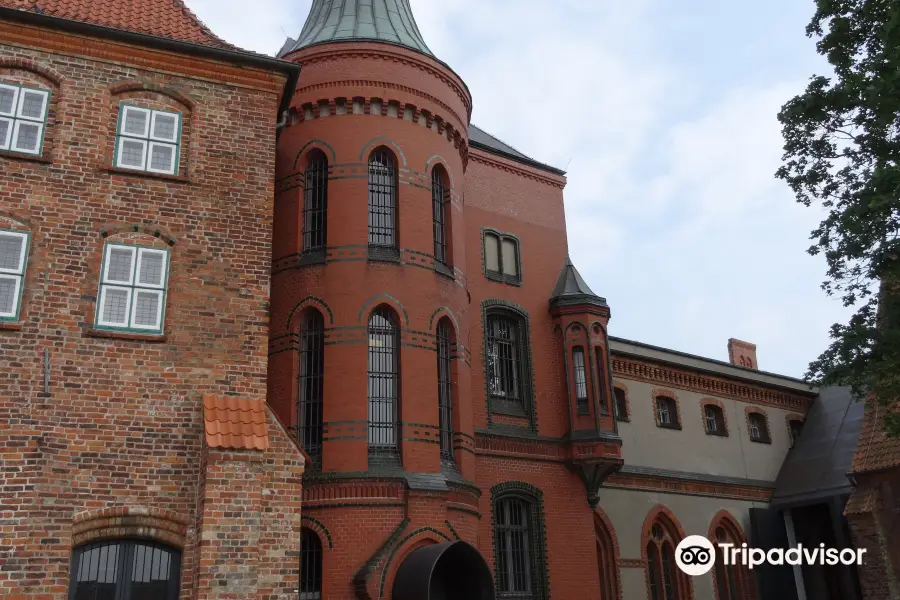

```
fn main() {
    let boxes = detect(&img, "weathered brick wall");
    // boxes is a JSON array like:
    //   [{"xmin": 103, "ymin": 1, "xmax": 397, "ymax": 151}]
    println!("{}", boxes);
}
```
[
  {"xmin": 847, "ymin": 477, "xmax": 900, "ymax": 600},
  {"xmin": 0, "ymin": 26, "xmax": 285, "ymax": 598},
  {"xmin": 195, "ymin": 410, "xmax": 305, "ymax": 600}
]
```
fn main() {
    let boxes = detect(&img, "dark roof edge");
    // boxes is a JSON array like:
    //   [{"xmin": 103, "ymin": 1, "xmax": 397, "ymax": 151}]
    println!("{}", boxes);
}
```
[
  {"xmin": 609, "ymin": 335, "xmax": 818, "ymax": 395},
  {"xmin": 0, "ymin": 7, "xmax": 302, "ymax": 76},
  {"xmin": 469, "ymin": 139, "xmax": 567, "ymax": 176}
]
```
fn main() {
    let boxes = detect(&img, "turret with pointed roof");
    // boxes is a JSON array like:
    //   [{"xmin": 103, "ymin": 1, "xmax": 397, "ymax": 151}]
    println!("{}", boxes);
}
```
[{"xmin": 550, "ymin": 256, "xmax": 608, "ymax": 311}]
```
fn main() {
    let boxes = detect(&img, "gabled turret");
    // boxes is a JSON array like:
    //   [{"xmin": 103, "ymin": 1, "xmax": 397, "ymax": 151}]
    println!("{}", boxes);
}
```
[
  {"xmin": 279, "ymin": 0, "xmax": 433, "ymax": 58},
  {"xmin": 549, "ymin": 257, "xmax": 622, "ymax": 507}
]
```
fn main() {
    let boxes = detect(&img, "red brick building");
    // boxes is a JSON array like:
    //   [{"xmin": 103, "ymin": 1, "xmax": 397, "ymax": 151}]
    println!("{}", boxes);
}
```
[{"xmin": 2, "ymin": 1, "xmax": 897, "ymax": 600}]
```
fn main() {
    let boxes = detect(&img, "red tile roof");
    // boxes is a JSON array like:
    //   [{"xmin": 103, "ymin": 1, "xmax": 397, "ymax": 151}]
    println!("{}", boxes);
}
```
[
  {"xmin": 203, "ymin": 395, "xmax": 269, "ymax": 451},
  {"xmin": 0, "ymin": 0, "xmax": 233, "ymax": 48},
  {"xmin": 851, "ymin": 401, "xmax": 900, "ymax": 473}
]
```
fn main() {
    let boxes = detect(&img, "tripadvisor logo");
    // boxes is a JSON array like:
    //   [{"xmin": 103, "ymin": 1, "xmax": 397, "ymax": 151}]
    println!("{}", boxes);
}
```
[{"xmin": 674, "ymin": 536, "xmax": 866, "ymax": 576}]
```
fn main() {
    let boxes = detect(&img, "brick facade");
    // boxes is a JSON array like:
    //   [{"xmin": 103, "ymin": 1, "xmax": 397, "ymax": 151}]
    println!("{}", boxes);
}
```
[
  {"xmin": 0, "ymin": 13, "xmax": 303, "ymax": 599},
  {"xmin": 3, "ymin": 3, "xmax": 891, "ymax": 600}
]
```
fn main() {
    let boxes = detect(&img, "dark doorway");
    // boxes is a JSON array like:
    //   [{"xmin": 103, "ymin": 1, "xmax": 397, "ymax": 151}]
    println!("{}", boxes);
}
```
[{"xmin": 392, "ymin": 541, "xmax": 494, "ymax": 600}]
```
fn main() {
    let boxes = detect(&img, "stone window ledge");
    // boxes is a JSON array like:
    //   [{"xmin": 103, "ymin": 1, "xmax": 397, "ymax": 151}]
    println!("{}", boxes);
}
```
[
  {"xmin": 84, "ymin": 328, "xmax": 167, "ymax": 343},
  {"xmin": 0, "ymin": 149, "xmax": 52, "ymax": 164},
  {"xmin": 103, "ymin": 165, "xmax": 191, "ymax": 184}
]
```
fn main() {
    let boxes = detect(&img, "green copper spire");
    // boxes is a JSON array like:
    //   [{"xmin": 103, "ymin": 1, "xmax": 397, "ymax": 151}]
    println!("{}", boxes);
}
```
[{"xmin": 280, "ymin": 0, "xmax": 433, "ymax": 57}]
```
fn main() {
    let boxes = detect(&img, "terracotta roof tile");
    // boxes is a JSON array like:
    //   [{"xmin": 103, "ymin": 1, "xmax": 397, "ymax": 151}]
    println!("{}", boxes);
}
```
[
  {"xmin": 851, "ymin": 401, "xmax": 900, "ymax": 473},
  {"xmin": 203, "ymin": 395, "xmax": 269, "ymax": 451},
  {"xmin": 0, "ymin": 0, "xmax": 235, "ymax": 49}
]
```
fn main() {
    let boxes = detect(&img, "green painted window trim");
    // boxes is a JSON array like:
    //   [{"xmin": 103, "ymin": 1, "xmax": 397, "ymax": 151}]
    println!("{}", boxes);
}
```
[
  {"xmin": 93, "ymin": 242, "xmax": 170, "ymax": 335},
  {"xmin": 0, "ymin": 228, "xmax": 30, "ymax": 323},
  {"xmin": 113, "ymin": 102, "xmax": 183, "ymax": 176},
  {"xmin": 481, "ymin": 228, "xmax": 523, "ymax": 286},
  {"xmin": 0, "ymin": 81, "xmax": 51, "ymax": 157}
]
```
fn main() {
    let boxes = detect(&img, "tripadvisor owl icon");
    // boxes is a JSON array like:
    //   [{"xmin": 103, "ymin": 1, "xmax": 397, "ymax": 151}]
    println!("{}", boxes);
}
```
[{"xmin": 675, "ymin": 536, "xmax": 716, "ymax": 576}]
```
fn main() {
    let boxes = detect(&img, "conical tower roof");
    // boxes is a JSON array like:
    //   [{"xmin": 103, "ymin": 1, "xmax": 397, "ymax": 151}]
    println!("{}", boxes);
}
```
[
  {"xmin": 280, "ymin": 0, "xmax": 433, "ymax": 57},
  {"xmin": 550, "ymin": 256, "xmax": 607, "ymax": 309}
]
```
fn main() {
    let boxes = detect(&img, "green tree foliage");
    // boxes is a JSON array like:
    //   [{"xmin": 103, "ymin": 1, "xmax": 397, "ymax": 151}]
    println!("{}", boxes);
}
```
[{"xmin": 777, "ymin": 0, "xmax": 900, "ymax": 433}]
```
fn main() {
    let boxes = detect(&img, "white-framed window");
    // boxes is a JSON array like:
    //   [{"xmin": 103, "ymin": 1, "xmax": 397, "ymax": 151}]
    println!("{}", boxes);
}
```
[
  {"xmin": 0, "ymin": 229, "xmax": 30, "ymax": 321},
  {"xmin": 0, "ymin": 82, "xmax": 50, "ymax": 156},
  {"xmin": 95, "ymin": 243, "xmax": 169, "ymax": 333},
  {"xmin": 114, "ymin": 104, "xmax": 181, "ymax": 175}
]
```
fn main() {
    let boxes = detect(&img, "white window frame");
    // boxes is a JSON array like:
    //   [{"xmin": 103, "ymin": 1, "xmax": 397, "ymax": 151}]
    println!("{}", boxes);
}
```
[
  {"xmin": 0, "ymin": 229, "xmax": 29, "ymax": 321},
  {"xmin": 95, "ymin": 243, "xmax": 169, "ymax": 333},
  {"xmin": 0, "ymin": 82, "xmax": 50, "ymax": 156},
  {"xmin": 114, "ymin": 103, "xmax": 181, "ymax": 175}
]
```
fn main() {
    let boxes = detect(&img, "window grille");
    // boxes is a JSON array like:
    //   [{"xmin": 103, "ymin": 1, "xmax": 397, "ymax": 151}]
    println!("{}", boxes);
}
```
[
  {"xmin": 368, "ymin": 148, "xmax": 397, "ymax": 250},
  {"xmin": 95, "ymin": 243, "xmax": 169, "ymax": 334},
  {"xmin": 70, "ymin": 540, "xmax": 180, "ymax": 600},
  {"xmin": 300, "ymin": 529, "xmax": 322, "ymax": 600},
  {"xmin": 495, "ymin": 498, "xmax": 533, "ymax": 597},
  {"xmin": 573, "ymin": 347, "xmax": 588, "ymax": 414},
  {"xmin": 486, "ymin": 314, "xmax": 527, "ymax": 414},
  {"xmin": 656, "ymin": 397, "xmax": 674, "ymax": 426},
  {"xmin": 0, "ymin": 229, "xmax": 29, "ymax": 321},
  {"xmin": 0, "ymin": 82, "xmax": 49, "ymax": 155},
  {"xmin": 298, "ymin": 311, "xmax": 325, "ymax": 466},
  {"xmin": 437, "ymin": 318, "xmax": 453, "ymax": 460},
  {"xmin": 432, "ymin": 167, "xmax": 449, "ymax": 265},
  {"xmin": 303, "ymin": 151, "xmax": 329, "ymax": 253},
  {"xmin": 749, "ymin": 413, "xmax": 769, "ymax": 442},
  {"xmin": 115, "ymin": 104, "xmax": 181, "ymax": 175},
  {"xmin": 368, "ymin": 307, "xmax": 399, "ymax": 451}
]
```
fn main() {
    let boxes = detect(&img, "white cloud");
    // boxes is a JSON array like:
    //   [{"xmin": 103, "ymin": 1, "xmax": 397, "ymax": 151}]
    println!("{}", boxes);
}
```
[{"xmin": 184, "ymin": 0, "xmax": 852, "ymax": 376}]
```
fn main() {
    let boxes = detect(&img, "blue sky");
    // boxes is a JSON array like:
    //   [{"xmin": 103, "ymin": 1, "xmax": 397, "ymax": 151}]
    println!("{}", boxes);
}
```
[{"xmin": 187, "ymin": 0, "xmax": 852, "ymax": 378}]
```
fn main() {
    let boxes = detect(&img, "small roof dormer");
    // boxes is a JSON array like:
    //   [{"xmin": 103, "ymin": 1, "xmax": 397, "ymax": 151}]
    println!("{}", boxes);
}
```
[{"xmin": 280, "ymin": 0, "xmax": 433, "ymax": 58}]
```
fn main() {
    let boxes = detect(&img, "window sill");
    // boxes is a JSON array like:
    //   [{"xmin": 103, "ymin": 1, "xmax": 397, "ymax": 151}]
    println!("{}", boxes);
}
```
[
  {"xmin": 750, "ymin": 437, "xmax": 771, "ymax": 445},
  {"xmin": 706, "ymin": 430, "xmax": 729, "ymax": 437},
  {"xmin": 435, "ymin": 262, "xmax": 454, "ymax": 279},
  {"xmin": 84, "ymin": 328, "xmax": 167, "ymax": 343},
  {"xmin": 484, "ymin": 271, "xmax": 522, "ymax": 286},
  {"xmin": 0, "ymin": 321, "xmax": 24, "ymax": 331},
  {"xmin": 616, "ymin": 417, "xmax": 630, "ymax": 423},
  {"xmin": 103, "ymin": 165, "xmax": 190, "ymax": 184},
  {"xmin": 298, "ymin": 251, "xmax": 326, "ymax": 266},
  {"xmin": 0, "ymin": 149, "xmax": 52, "ymax": 164},
  {"xmin": 657, "ymin": 422, "xmax": 682, "ymax": 431},
  {"xmin": 368, "ymin": 247, "xmax": 401, "ymax": 263}
]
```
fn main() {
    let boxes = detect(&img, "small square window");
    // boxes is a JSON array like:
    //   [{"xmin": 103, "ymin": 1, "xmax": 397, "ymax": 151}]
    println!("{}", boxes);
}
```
[
  {"xmin": 0, "ymin": 82, "xmax": 49, "ymax": 156},
  {"xmin": 96, "ymin": 243, "xmax": 169, "ymax": 334},
  {"xmin": 115, "ymin": 103, "xmax": 181, "ymax": 175}
]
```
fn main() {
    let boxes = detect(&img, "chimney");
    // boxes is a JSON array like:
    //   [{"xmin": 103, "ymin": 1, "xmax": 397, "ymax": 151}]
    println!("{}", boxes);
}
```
[{"xmin": 728, "ymin": 338, "xmax": 757, "ymax": 369}]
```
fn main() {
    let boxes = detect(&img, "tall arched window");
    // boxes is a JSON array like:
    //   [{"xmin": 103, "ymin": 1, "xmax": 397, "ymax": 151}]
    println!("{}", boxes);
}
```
[
  {"xmin": 485, "ymin": 309, "xmax": 531, "ymax": 416},
  {"xmin": 298, "ymin": 309, "xmax": 325, "ymax": 467},
  {"xmin": 303, "ymin": 150, "xmax": 329, "ymax": 253},
  {"xmin": 432, "ymin": 165, "xmax": 449, "ymax": 265},
  {"xmin": 573, "ymin": 346, "xmax": 588, "ymax": 414},
  {"xmin": 368, "ymin": 147, "xmax": 398, "ymax": 251},
  {"xmin": 436, "ymin": 317, "xmax": 454, "ymax": 460},
  {"xmin": 492, "ymin": 484, "xmax": 548, "ymax": 600},
  {"xmin": 595, "ymin": 513, "xmax": 621, "ymax": 600},
  {"xmin": 368, "ymin": 306, "xmax": 400, "ymax": 452},
  {"xmin": 70, "ymin": 539, "xmax": 181, "ymax": 599},
  {"xmin": 710, "ymin": 514, "xmax": 753, "ymax": 600},
  {"xmin": 300, "ymin": 528, "xmax": 323, "ymax": 600},
  {"xmin": 644, "ymin": 512, "xmax": 690, "ymax": 600}
]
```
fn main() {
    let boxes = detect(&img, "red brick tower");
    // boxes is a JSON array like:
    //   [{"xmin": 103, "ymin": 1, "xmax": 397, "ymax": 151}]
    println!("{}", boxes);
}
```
[
  {"xmin": 270, "ymin": 2, "xmax": 622, "ymax": 598},
  {"xmin": 270, "ymin": 2, "xmax": 478, "ymax": 598}
]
